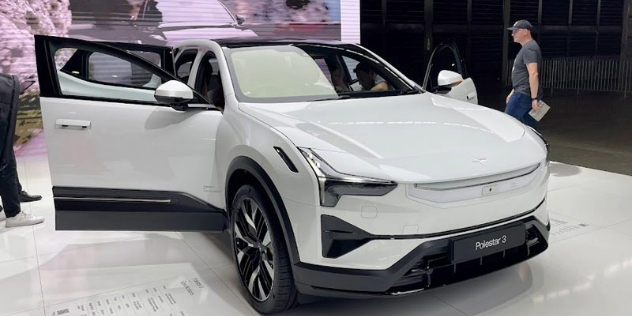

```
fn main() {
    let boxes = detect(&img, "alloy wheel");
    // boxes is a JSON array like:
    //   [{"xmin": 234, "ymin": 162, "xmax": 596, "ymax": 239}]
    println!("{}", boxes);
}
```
[{"xmin": 234, "ymin": 197, "xmax": 275, "ymax": 302}]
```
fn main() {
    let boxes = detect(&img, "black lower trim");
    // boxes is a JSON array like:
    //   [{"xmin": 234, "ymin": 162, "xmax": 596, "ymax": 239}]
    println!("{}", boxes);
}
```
[
  {"xmin": 56, "ymin": 210, "xmax": 226, "ymax": 231},
  {"xmin": 53, "ymin": 187, "xmax": 226, "ymax": 231},
  {"xmin": 294, "ymin": 215, "xmax": 550, "ymax": 298}
]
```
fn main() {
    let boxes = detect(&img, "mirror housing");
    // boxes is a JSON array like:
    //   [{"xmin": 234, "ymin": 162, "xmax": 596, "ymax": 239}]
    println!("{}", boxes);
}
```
[
  {"xmin": 154, "ymin": 80, "xmax": 194, "ymax": 110},
  {"xmin": 437, "ymin": 70, "xmax": 464, "ymax": 87},
  {"xmin": 236, "ymin": 14, "xmax": 246, "ymax": 25}
]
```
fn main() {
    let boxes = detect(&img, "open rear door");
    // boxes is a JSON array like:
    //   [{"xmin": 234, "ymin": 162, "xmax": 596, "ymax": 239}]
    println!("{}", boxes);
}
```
[
  {"xmin": 34, "ymin": 35, "xmax": 226, "ymax": 232},
  {"xmin": 423, "ymin": 40, "xmax": 478, "ymax": 104}
]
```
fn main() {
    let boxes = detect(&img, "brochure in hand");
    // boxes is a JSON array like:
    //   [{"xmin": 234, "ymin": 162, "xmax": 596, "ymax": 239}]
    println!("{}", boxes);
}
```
[{"xmin": 529, "ymin": 100, "xmax": 550, "ymax": 122}]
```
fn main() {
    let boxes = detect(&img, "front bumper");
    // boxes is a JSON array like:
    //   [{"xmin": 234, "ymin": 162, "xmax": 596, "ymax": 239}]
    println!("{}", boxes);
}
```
[{"xmin": 293, "ymin": 215, "xmax": 549, "ymax": 298}]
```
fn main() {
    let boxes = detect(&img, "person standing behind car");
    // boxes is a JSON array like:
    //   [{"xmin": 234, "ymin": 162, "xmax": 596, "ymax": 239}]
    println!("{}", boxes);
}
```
[
  {"xmin": 505, "ymin": 20, "xmax": 542, "ymax": 130},
  {"xmin": 0, "ymin": 74, "xmax": 44, "ymax": 228}
]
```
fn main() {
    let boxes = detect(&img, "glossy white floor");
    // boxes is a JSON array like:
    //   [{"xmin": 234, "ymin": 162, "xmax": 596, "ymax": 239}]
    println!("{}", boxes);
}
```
[{"xmin": 2, "ymin": 155, "xmax": 632, "ymax": 316}]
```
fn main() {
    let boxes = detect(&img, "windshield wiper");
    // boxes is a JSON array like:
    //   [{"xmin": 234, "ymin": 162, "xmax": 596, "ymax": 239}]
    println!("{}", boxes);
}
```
[{"xmin": 312, "ymin": 95, "xmax": 351, "ymax": 102}]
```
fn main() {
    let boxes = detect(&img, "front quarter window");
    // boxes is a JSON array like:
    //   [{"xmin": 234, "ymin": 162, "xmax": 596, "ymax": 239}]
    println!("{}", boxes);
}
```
[{"xmin": 227, "ymin": 46, "xmax": 339, "ymax": 103}]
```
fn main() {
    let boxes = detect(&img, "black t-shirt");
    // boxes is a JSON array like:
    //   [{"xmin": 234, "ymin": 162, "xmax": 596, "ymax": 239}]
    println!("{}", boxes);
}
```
[{"xmin": 512, "ymin": 40, "xmax": 543, "ymax": 99}]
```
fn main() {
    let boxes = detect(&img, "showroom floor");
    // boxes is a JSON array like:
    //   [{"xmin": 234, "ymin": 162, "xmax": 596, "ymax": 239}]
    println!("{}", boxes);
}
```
[
  {"xmin": 481, "ymin": 90, "xmax": 632, "ymax": 176},
  {"xmin": 3, "ymin": 148, "xmax": 632, "ymax": 316}
]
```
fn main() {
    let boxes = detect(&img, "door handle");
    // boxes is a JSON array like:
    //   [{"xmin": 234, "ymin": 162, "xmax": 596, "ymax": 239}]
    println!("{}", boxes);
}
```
[{"xmin": 56, "ymin": 119, "xmax": 91, "ymax": 130}]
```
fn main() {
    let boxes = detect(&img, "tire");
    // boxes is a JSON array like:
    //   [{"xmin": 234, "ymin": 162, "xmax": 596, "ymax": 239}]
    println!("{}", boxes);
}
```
[{"xmin": 230, "ymin": 184, "xmax": 299, "ymax": 314}]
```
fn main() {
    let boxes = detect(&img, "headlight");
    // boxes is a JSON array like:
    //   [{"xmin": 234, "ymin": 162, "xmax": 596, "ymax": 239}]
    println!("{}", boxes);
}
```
[
  {"xmin": 299, "ymin": 148, "xmax": 398, "ymax": 207},
  {"xmin": 528, "ymin": 127, "xmax": 549, "ymax": 161}
]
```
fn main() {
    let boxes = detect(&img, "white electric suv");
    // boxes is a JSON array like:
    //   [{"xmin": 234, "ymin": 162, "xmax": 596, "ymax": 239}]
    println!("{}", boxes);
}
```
[{"xmin": 34, "ymin": 35, "xmax": 550, "ymax": 314}]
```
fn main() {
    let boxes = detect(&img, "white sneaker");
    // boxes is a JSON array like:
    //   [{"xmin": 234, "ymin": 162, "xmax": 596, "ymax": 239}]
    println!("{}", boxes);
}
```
[
  {"xmin": 0, "ymin": 212, "xmax": 5, "ymax": 221},
  {"xmin": 5, "ymin": 212, "xmax": 44, "ymax": 228}
]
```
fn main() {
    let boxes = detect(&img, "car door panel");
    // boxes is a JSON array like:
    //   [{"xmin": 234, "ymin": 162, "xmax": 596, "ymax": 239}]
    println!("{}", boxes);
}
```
[
  {"xmin": 445, "ymin": 77, "xmax": 478, "ymax": 104},
  {"xmin": 35, "ymin": 35, "xmax": 226, "ymax": 232},
  {"xmin": 42, "ymin": 97, "xmax": 222, "ymax": 197},
  {"xmin": 423, "ymin": 41, "xmax": 478, "ymax": 105}
]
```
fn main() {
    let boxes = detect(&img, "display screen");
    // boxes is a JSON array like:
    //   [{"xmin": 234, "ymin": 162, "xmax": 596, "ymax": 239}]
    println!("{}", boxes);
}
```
[{"xmin": 0, "ymin": 0, "xmax": 359, "ymax": 148}]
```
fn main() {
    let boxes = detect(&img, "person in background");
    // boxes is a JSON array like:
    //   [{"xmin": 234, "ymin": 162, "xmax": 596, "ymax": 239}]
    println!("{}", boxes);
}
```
[
  {"xmin": 353, "ymin": 62, "xmax": 389, "ymax": 92},
  {"xmin": 0, "ymin": 153, "xmax": 43, "ymax": 213},
  {"xmin": 505, "ymin": 19, "xmax": 542, "ymax": 130},
  {"xmin": 0, "ymin": 74, "xmax": 44, "ymax": 227},
  {"xmin": 330, "ymin": 64, "xmax": 351, "ymax": 92}
]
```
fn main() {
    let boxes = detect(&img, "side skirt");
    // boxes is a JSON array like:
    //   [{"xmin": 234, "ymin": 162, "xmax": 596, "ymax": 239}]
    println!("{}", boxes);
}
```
[{"xmin": 53, "ymin": 187, "xmax": 227, "ymax": 232}]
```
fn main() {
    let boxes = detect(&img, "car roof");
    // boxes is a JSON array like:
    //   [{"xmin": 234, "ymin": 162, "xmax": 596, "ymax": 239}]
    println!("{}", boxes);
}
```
[{"xmin": 212, "ymin": 37, "xmax": 351, "ymax": 48}]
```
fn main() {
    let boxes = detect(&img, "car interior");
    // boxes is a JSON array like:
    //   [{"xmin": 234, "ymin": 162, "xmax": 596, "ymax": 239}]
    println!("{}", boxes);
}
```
[
  {"xmin": 194, "ymin": 52, "xmax": 224, "ymax": 108},
  {"xmin": 293, "ymin": 44, "xmax": 415, "ymax": 98}
]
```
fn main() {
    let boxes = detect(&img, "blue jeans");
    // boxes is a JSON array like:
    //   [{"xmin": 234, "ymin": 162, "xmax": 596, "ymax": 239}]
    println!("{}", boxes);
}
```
[{"xmin": 505, "ymin": 92, "xmax": 538, "ymax": 130}]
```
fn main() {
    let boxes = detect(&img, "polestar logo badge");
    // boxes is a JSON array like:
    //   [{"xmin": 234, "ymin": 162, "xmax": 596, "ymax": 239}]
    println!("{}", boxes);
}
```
[{"xmin": 472, "ymin": 156, "xmax": 487, "ymax": 166}]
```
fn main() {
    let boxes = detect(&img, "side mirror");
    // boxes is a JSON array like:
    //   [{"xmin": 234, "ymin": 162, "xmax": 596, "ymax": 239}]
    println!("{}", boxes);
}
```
[
  {"xmin": 236, "ymin": 15, "xmax": 246, "ymax": 25},
  {"xmin": 437, "ymin": 70, "xmax": 464, "ymax": 87},
  {"xmin": 154, "ymin": 80, "xmax": 193, "ymax": 110}
]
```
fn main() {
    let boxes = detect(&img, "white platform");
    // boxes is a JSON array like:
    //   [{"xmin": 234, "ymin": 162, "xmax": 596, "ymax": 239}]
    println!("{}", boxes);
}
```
[{"xmin": 2, "ymin": 156, "xmax": 632, "ymax": 316}]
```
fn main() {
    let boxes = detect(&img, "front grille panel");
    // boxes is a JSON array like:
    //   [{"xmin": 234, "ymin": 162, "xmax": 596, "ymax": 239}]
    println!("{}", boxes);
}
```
[{"xmin": 388, "ymin": 225, "xmax": 547, "ymax": 294}]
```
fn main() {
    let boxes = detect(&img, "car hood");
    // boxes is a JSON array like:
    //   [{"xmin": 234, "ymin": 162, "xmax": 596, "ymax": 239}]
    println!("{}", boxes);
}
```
[{"xmin": 240, "ymin": 93, "xmax": 546, "ymax": 183}]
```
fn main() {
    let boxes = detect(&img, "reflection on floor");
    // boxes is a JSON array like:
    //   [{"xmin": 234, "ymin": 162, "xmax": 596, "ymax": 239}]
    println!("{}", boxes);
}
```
[{"xmin": 2, "ymin": 155, "xmax": 632, "ymax": 316}]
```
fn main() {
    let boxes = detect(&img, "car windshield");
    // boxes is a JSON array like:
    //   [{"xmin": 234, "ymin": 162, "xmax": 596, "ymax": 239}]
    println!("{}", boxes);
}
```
[
  {"xmin": 224, "ymin": 44, "xmax": 418, "ymax": 103},
  {"xmin": 155, "ymin": 0, "xmax": 235, "ymax": 25}
]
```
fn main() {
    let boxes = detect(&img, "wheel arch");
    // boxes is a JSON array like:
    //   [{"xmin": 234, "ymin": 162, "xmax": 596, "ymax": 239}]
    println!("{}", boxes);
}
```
[{"xmin": 226, "ymin": 156, "xmax": 301, "ymax": 265}]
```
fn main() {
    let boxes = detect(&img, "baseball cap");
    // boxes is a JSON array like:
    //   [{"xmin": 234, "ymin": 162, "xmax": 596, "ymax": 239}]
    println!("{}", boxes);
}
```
[{"xmin": 508, "ymin": 20, "xmax": 533, "ymax": 31}]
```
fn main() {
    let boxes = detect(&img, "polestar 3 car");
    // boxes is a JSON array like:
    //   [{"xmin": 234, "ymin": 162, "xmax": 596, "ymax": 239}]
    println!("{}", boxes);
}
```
[{"xmin": 34, "ymin": 35, "xmax": 550, "ymax": 314}]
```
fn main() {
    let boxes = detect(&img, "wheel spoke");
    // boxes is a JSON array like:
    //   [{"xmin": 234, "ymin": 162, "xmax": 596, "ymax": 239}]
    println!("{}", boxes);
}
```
[
  {"xmin": 237, "ymin": 206, "xmax": 259, "ymax": 245},
  {"xmin": 243, "ymin": 200, "xmax": 257, "ymax": 231},
  {"xmin": 247, "ymin": 266, "xmax": 260, "ymax": 294},
  {"xmin": 257, "ymin": 278, "xmax": 266, "ymax": 301},
  {"xmin": 237, "ymin": 247, "xmax": 257, "ymax": 275},
  {"xmin": 263, "ymin": 258, "xmax": 275, "ymax": 281},
  {"xmin": 262, "ymin": 230, "xmax": 271, "ymax": 248},
  {"xmin": 235, "ymin": 225, "xmax": 254, "ymax": 246},
  {"xmin": 235, "ymin": 223, "xmax": 255, "ymax": 248},
  {"xmin": 253, "ymin": 205, "xmax": 265, "ymax": 239},
  {"xmin": 236, "ymin": 243, "xmax": 256, "ymax": 265}
]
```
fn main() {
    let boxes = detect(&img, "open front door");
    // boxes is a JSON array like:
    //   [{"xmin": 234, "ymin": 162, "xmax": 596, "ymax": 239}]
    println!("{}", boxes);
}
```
[
  {"xmin": 423, "ymin": 41, "xmax": 478, "ymax": 105},
  {"xmin": 34, "ymin": 35, "xmax": 226, "ymax": 232}
]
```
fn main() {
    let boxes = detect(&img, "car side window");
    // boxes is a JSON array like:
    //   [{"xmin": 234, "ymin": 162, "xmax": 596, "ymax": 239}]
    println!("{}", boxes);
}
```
[
  {"xmin": 194, "ymin": 52, "xmax": 220, "ymax": 101},
  {"xmin": 174, "ymin": 49, "xmax": 198, "ymax": 84},
  {"xmin": 177, "ymin": 62, "xmax": 193, "ymax": 79},
  {"xmin": 54, "ymin": 47, "xmax": 174, "ymax": 104},
  {"xmin": 342, "ymin": 56, "xmax": 359, "ymax": 81},
  {"xmin": 340, "ymin": 55, "xmax": 393, "ymax": 92},
  {"xmin": 88, "ymin": 52, "xmax": 160, "ymax": 88},
  {"xmin": 428, "ymin": 47, "xmax": 460, "ymax": 90}
]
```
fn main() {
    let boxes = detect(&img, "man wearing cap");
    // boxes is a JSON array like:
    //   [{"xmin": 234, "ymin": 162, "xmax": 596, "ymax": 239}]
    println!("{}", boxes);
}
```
[
  {"xmin": 354, "ymin": 62, "xmax": 389, "ymax": 92},
  {"xmin": 505, "ymin": 19, "xmax": 542, "ymax": 130}
]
